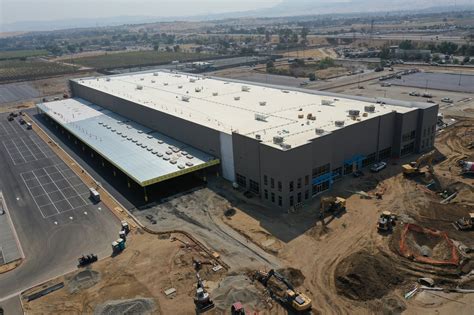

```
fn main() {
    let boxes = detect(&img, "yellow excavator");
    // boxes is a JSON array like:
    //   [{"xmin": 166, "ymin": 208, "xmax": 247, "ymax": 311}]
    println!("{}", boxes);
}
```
[
  {"xmin": 320, "ymin": 196, "xmax": 346, "ymax": 213},
  {"xmin": 402, "ymin": 150, "xmax": 436, "ymax": 177},
  {"xmin": 254, "ymin": 269, "xmax": 312, "ymax": 313}
]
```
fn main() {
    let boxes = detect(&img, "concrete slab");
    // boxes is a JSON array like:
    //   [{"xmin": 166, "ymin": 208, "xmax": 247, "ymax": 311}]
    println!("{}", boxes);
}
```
[{"xmin": 0, "ymin": 192, "xmax": 23, "ymax": 265}]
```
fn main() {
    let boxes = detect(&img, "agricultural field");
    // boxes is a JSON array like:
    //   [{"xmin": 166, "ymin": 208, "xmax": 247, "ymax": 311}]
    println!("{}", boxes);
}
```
[
  {"xmin": 0, "ymin": 50, "xmax": 49, "ymax": 60},
  {"xmin": 72, "ymin": 51, "xmax": 214, "ymax": 70},
  {"xmin": 0, "ymin": 59, "xmax": 78, "ymax": 82}
]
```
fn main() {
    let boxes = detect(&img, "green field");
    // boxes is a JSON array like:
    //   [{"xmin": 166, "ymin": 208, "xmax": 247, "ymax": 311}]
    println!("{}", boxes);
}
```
[
  {"xmin": 72, "ymin": 51, "xmax": 213, "ymax": 70},
  {"xmin": 0, "ymin": 60, "xmax": 78, "ymax": 82},
  {"xmin": 0, "ymin": 50, "xmax": 49, "ymax": 60}
]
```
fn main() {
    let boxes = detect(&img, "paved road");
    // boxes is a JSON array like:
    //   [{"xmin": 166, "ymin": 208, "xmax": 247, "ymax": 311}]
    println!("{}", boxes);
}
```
[{"xmin": 0, "ymin": 112, "xmax": 120, "ymax": 301}]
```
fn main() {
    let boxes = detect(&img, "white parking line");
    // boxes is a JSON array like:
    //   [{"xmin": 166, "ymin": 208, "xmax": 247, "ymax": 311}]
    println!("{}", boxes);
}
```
[
  {"xmin": 20, "ymin": 164, "xmax": 92, "ymax": 219},
  {"xmin": 2, "ymin": 141, "xmax": 21, "ymax": 165}
]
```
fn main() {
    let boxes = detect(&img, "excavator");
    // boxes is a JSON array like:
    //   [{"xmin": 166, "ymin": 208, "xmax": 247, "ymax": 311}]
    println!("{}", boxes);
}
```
[
  {"xmin": 254, "ymin": 269, "xmax": 312, "ymax": 313},
  {"xmin": 377, "ymin": 211, "xmax": 397, "ymax": 232},
  {"xmin": 193, "ymin": 258, "xmax": 215, "ymax": 313},
  {"xmin": 402, "ymin": 150, "xmax": 436, "ymax": 177}
]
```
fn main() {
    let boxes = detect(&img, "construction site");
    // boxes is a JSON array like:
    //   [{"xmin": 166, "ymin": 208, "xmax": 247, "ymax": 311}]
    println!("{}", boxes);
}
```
[{"xmin": 15, "ymin": 103, "xmax": 473, "ymax": 314}]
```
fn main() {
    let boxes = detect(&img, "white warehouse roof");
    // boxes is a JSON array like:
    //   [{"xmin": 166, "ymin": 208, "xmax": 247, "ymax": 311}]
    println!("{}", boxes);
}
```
[
  {"xmin": 73, "ymin": 71, "xmax": 418, "ymax": 149},
  {"xmin": 37, "ymin": 98, "xmax": 219, "ymax": 187}
]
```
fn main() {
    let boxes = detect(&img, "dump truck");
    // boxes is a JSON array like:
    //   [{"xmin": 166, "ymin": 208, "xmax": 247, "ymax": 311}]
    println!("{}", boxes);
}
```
[
  {"xmin": 402, "ymin": 150, "xmax": 436, "ymax": 177},
  {"xmin": 254, "ymin": 269, "xmax": 312, "ymax": 313},
  {"xmin": 453, "ymin": 213, "xmax": 474, "ymax": 231},
  {"xmin": 377, "ymin": 211, "xmax": 397, "ymax": 232}
]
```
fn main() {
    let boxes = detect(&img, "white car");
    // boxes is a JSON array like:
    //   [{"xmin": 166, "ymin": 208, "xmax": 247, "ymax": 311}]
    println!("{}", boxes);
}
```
[
  {"xmin": 409, "ymin": 91, "xmax": 420, "ymax": 96},
  {"xmin": 370, "ymin": 161, "xmax": 387, "ymax": 172},
  {"xmin": 441, "ymin": 97, "xmax": 453, "ymax": 103}
]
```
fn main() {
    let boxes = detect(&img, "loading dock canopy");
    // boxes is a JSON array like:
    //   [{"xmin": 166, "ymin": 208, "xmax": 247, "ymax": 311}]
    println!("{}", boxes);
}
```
[{"xmin": 37, "ymin": 98, "xmax": 219, "ymax": 187}]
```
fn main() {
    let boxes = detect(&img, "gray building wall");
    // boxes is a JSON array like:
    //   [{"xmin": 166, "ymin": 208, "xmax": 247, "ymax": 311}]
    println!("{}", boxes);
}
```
[
  {"xmin": 70, "ymin": 81, "xmax": 222, "ymax": 158},
  {"xmin": 233, "ymin": 105, "xmax": 438, "ymax": 210}
]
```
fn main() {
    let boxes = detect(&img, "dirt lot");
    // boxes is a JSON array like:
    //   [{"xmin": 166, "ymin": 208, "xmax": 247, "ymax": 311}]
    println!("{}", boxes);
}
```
[
  {"xmin": 22, "ymin": 117, "xmax": 474, "ymax": 314},
  {"xmin": 283, "ymin": 48, "xmax": 338, "ymax": 59}
]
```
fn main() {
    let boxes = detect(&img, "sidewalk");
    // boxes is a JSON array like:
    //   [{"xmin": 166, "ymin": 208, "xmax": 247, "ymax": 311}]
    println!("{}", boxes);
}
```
[{"xmin": 0, "ymin": 192, "xmax": 24, "ymax": 271}]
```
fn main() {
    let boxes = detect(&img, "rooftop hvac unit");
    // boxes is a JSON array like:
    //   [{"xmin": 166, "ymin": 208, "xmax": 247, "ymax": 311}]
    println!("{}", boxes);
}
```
[
  {"xmin": 212, "ymin": 92, "xmax": 218, "ymax": 96},
  {"xmin": 151, "ymin": 80, "xmax": 155, "ymax": 83},
  {"xmin": 364, "ymin": 105, "xmax": 375, "ymax": 113},
  {"xmin": 182, "ymin": 96, "xmax": 190, "ymax": 102},
  {"xmin": 241, "ymin": 86, "xmax": 251, "ymax": 92},
  {"xmin": 136, "ymin": 85, "xmax": 143, "ymax": 90},
  {"xmin": 189, "ymin": 78, "xmax": 196, "ymax": 83},
  {"xmin": 178, "ymin": 85, "xmax": 183, "ymax": 89},
  {"xmin": 335, "ymin": 120, "xmax": 345, "ymax": 127},
  {"xmin": 273, "ymin": 136, "xmax": 284, "ymax": 144},
  {"xmin": 281, "ymin": 143, "xmax": 292, "ymax": 150},
  {"xmin": 163, "ymin": 82, "xmax": 168, "ymax": 86},
  {"xmin": 321, "ymin": 99, "xmax": 333, "ymax": 106},
  {"xmin": 255, "ymin": 113, "xmax": 268, "ymax": 122},
  {"xmin": 234, "ymin": 96, "xmax": 240, "ymax": 101},
  {"xmin": 363, "ymin": 112, "xmax": 368, "ymax": 117},
  {"xmin": 106, "ymin": 78, "xmax": 111, "ymax": 82},
  {"xmin": 186, "ymin": 162, "xmax": 194, "ymax": 167},
  {"xmin": 298, "ymin": 114, "xmax": 304, "ymax": 119},
  {"xmin": 255, "ymin": 134, "xmax": 261, "ymax": 140},
  {"xmin": 282, "ymin": 90, "xmax": 290, "ymax": 93},
  {"xmin": 195, "ymin": 87, "xmax": 202, "ymax": 92},
  {"xmin": 153, "ymin": 72, "xmax": 158, "ymax": 76},
  {"xmin": 178, "ymin": 164, "xmax": 185, "ymax": 169},
  {"xmin": 348, "ymin": 109, "xmax": 360, "ymax": 116},
  {"xmin": 259, "ymin": 101, "xmax": 267, "ymax": 106},
  {"xmin": 315, "ymin": 128, "xmax": 325, "ymax": 135},
  {"xmin": 140, "ymin": 78, "xmax": 144, "ymax": 81}
]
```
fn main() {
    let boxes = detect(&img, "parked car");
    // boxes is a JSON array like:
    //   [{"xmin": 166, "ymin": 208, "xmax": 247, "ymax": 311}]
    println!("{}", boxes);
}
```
[
  {"xmin": 441, "ymin": 97, "xmax": 453, "ymax": 103},
  {"xmin": 370, "ymin": 161, "xmax": 387, "ymax": 172},
  {"xmin": 409, "ymin": 91, "xmax": 420, "ymax": 96}
]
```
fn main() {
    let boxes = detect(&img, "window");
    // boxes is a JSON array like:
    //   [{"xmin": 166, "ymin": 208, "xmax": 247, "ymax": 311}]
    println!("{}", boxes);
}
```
[
  {"xmin": 236, "ymin": 173, "xmax": 246, "ymax": 188},
  {"xmin": 305, "ymin": 175, "xmax": 309, "ymax": 186},
  {"xmin": 410, "ymin": 130, "xmax": 416, "ymax": 140},
  {"xmin": 402, "ymin": 130, "xmax": 416, "ymax": 142},
  {"xmin": 278, "ymin": 181, "xmax": 282, "ymax": 192},
  {"xmin": 289, "ymin": 181, "xmax": 294, "ymax": 192},
  {"xmin": 431, "ymin": 125, "xmax": 435, "ymax": 133},
  {"xmin": 297, "ymin": 178, "xmax": 302, "ymax": 189},
  {"xmin": 270, "ymin": 178, "xmax": 275, "ymax": 189},
  {"xmin": 297, "ymin": 192, "xmax": 302, "ymax": 203},
  {"xmin": 379, "ymin": 147, "xmax": 392, "ymax": 160},
  {"xmin": 264, "ymin": 175, "xmax": 268, "ymax": 186},
  {"xmin": 343, "ymin": 163, "xmax": 353, "ymax": 175},
  {"xmin": 305, "ymin": 190, "xmax": 309, "ymax": 200},
  {"xmin": 289, "ymin": 196, "xmax": 294, "ymax": 206},
  {"xmin": 312, "ymin": 181, "xmax": 330, "ymax": 196},
  {"xmin": 362, "ymin": 152, "xmax": 376, "ymax": 167},
  {"xmin": 271, "ymin": 192, "xmax": 275, "ymax": 203},
  {"xmin": 332, "ymin": 167, "xmax": 342, "ymax": 180},
  {"xmin": 312, "ymin": 163, "xmax": 330, "ymax": 178},
  {"xmin": 249, "ymin": 180, "xmax": 259, "ymax": 194},
  {"xmin": 264, "ymin": 189, "xmax": 268, "ymax": 199},
  {"xmin": 278, "ymin": 196, "xmax": 282, "ymax": 207},
  {"xmin": 401, "ymin": 142, "xmax": 415, "ymax": 156}
]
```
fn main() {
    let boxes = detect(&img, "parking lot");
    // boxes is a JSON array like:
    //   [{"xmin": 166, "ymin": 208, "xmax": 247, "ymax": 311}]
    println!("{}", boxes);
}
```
[
  {"xmin": 0, "ymin": 111, "xmax": 119, "ymax": 300},
  {"xmin": 20, "ymin": 164, "xmax": 92, "ymax": 218},
  {"xmin": 0, "ymin": 83, "xmax": 39, "ymax": 104},
  {"xmin": 3, "ymin": 135, "xmax": 57, "ymax": 165}
]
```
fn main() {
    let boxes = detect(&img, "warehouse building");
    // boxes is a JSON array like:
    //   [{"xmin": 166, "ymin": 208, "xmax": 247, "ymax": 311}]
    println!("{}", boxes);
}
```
[{"xmin": 38, "ymin": 70, "xmax": 438, "ymax": 209}]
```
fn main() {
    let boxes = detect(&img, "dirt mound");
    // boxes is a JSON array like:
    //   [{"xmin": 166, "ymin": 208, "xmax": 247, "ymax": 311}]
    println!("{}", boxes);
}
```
[
  {"xmin": 94, "ymin": 298, "xmax": 155, "ymax": 315},
  {"xmin": 276, "ymin": 268, "xmax": 305, "ymax": 287},
  {"xmin": 224, "ymin": 208, "xmax": 236, "ymax": 217},
  {"xmin": 67, "ymin": 270, "xmax": 101, "ymax": 294},
  {"xmin": 212, "ymin": 275, "xmax": 267, "ymax": 312},
  {"xmin": 335, "ymin": 251, "xmax": 404, "ymax": 301}
]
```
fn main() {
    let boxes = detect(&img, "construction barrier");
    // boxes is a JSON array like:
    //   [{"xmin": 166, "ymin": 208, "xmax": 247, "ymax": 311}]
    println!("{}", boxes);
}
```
[{"xmin": 399, "ymin": 224, "xmax": 459, "ymax": 266}]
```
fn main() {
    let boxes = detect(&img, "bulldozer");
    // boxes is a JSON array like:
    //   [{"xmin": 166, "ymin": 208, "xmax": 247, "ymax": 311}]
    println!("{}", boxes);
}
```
[
  {"xmin": 254, "ymin": 269, "xmax": 312, "ymax": 313},
  {"xmin": 402, "ymin": 150, "xmax": 436, "ymax": 177},
  {"xmin": 453, "ymin": 213, "xmax": 474, "ymax": 231},
  {"xmin": 377, "ymin": 211, "xmax": 397, "ymax": 232}
]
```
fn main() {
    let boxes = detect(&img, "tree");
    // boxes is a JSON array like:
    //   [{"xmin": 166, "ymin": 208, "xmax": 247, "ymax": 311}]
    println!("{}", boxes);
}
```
[
  {"xmin": 308, "ymin": 73, "xmax": 317, "ymax": 81},
  {"xmin": 301, "ymin": 27, "xmax": 309, "ymax": 44},
  {"xmin": 153, "ymin": 42, "xmax": 160, "ymax": 51},
  {"xmin": 265, "ymin": 30, "xmax": 272, "ymax": 43},
  {"xmin": 173, "ymin": 45, "xmax": 181, "ymax": 52},
  {"xmin": 399, "ymin": 40, "xmax": 414, "ymax": 50},
  {"xmin": 266, "ymin": 60, "xmax": 274, "ymax": 70},
  {"xmin": 379, "ymin": 45, "xmax": 391, "ymax": 60},
  {"xmin": 438, "ymin": 41, "xmax": 458, "ymax": 55}
]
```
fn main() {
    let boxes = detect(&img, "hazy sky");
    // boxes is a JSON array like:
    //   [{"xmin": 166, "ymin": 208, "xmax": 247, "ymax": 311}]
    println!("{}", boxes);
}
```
[{"xmin": 0, "ymin": 0, "xmax": 282, "ymax": 24}]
